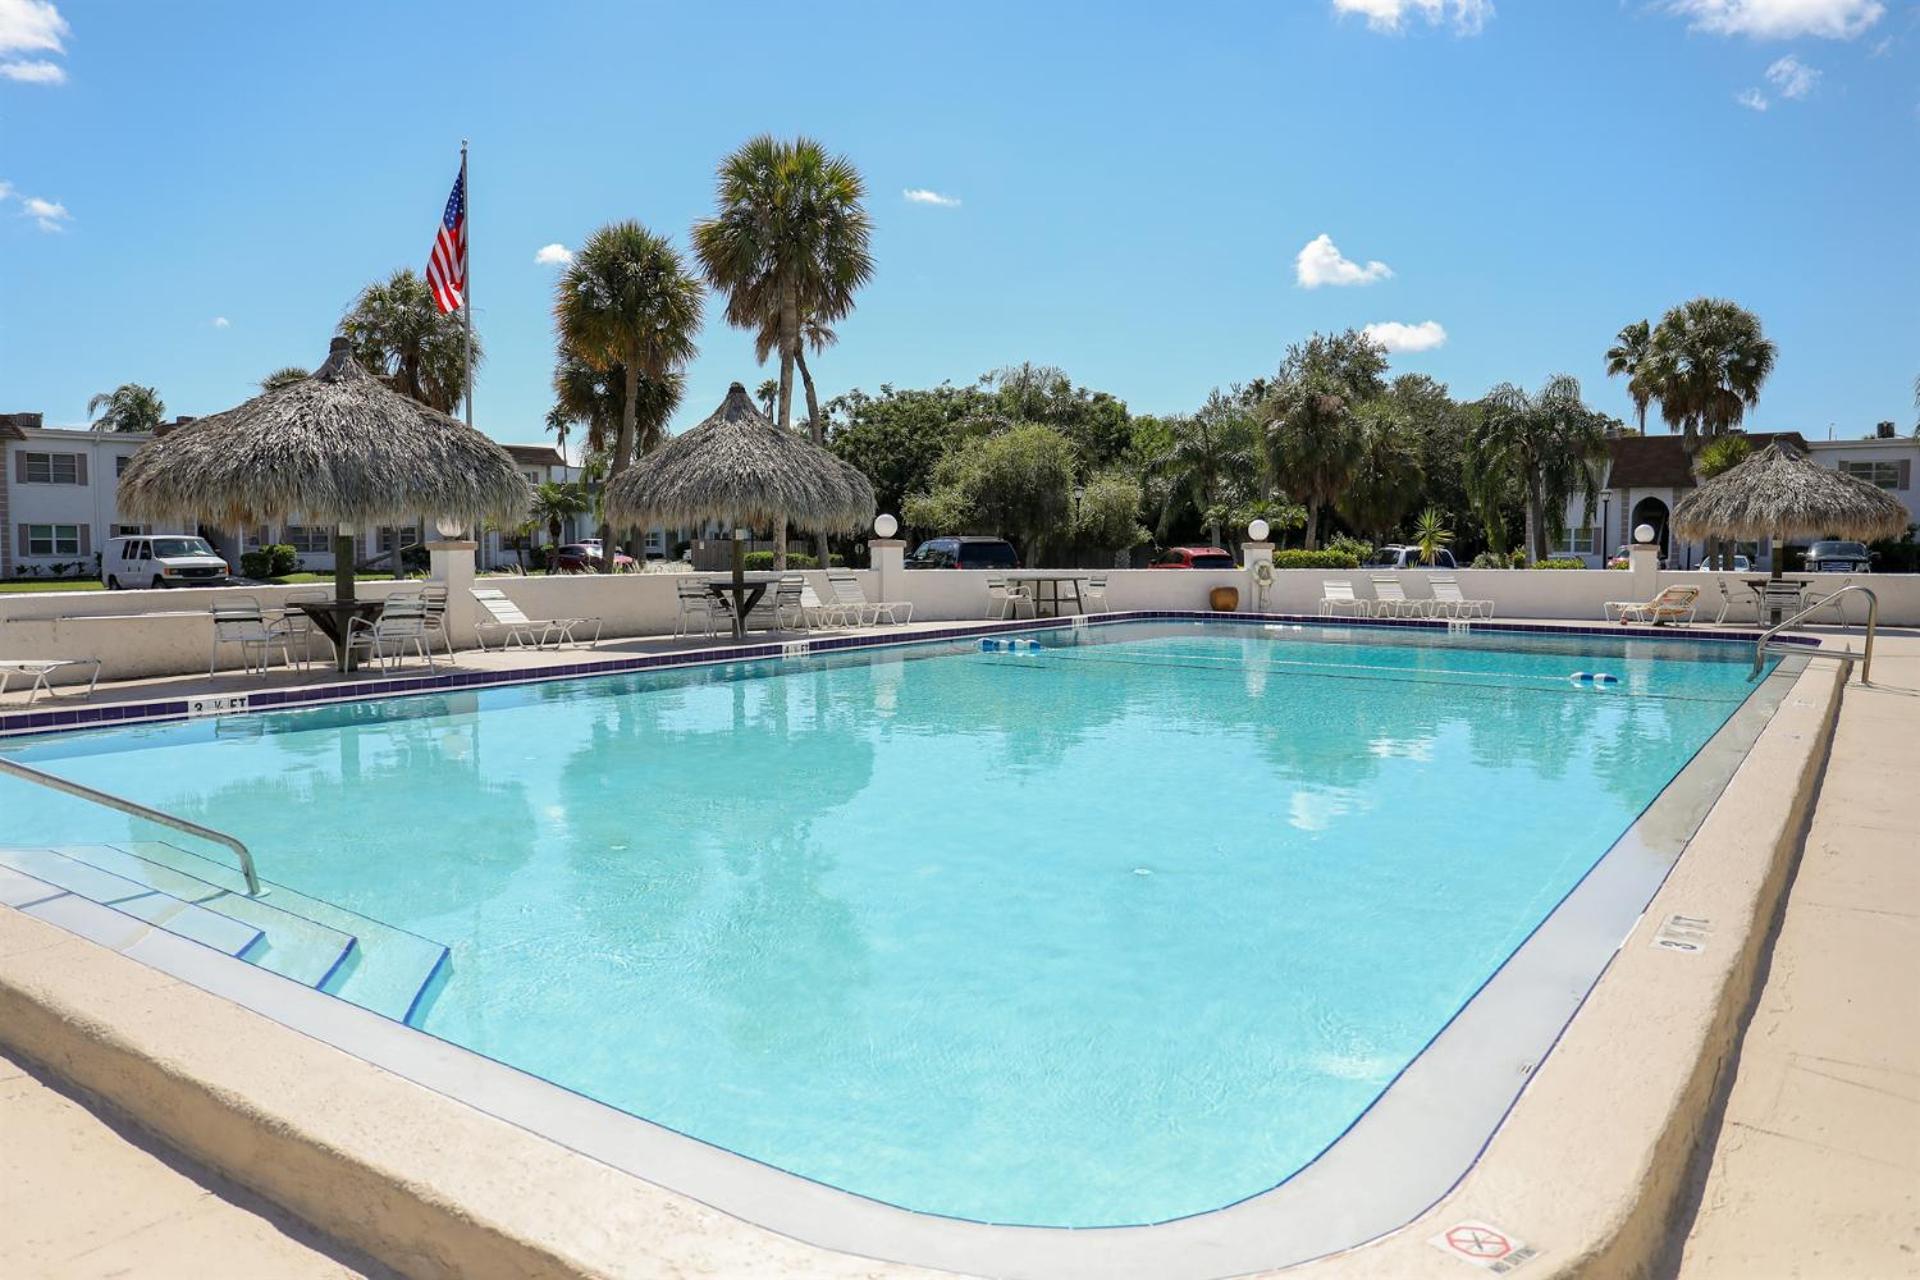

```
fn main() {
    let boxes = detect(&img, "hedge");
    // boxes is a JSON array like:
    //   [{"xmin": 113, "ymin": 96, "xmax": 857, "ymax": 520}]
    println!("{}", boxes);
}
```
[
  {"xmin": 740, "ymin": 551, "xmax": 847, "ymax": 571},
  {"xmin": 1271, "ymin": 550, "xmax": 1360, "ymax": 569},
  {"xmin": 1531, "ymin": 558, "xmax": 1588, "ymax": 570}
]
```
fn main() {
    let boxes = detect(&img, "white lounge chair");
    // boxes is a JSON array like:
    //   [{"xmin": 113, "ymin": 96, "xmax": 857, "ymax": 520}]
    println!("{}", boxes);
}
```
[
  {"xmin": 1604, "ymin": 584, "xmax": 1700, "ymax": 625},
  {"xmin": 1428, "ymin": 575, "xmax": 1493, "ymax": 619},
  {"xmin": 985, "ymin": 575, "xmax": 1031, "ymax": 621},
  {"xmin": 471, "ymin": 588, "xmax": 602, "ymax": 650},
  {"xmin": 793, "ymin": 576, "xmax": 848, "ymax": 629},
  {"xmin": 1317, "ymin": 580, "xmax": 1370, "ymax": 617},
  {"xmin": 829, "ymin": 571, "xmax": 912, "ymax": 625},
  {"xmin": 0, "ymin": 657, "xmax": 103, "ymax": 706},
  {"xmin": 1368, "ymin": 574, "xmax": 1430, "ymax": 619},
  {"xmin": 1081, "ymin": 574, "xmax": 1110, "ymax": 613}
]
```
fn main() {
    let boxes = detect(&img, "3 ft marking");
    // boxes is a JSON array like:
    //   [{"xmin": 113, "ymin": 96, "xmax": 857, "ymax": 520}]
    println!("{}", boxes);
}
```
[
  {"xmin": 187, "ymin": 694, "xmax": 250, "ymax": 718},
  {"xmin": 1653, "ymin": 913, "xmax": 1712, "ymax": 954},
  {"xmin": 781, "ymin": 640, "xmax": 810, "ymax": 660}
]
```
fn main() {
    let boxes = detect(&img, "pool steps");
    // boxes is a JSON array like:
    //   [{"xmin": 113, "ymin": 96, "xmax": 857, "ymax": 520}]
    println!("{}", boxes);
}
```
[{"xmin": 0, "ymin": 841, "xmax": 450, "ymax": 1026}]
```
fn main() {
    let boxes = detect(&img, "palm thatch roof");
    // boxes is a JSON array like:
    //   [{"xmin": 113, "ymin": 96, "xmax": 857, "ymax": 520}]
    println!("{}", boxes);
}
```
[
  {"xmin": 603, "ymin": 381, "xmax": 875, "ymax": 533},
  {"xmin": 117, "ymin": 338, "xmax": 529, "ymax": 530},
  {"xmin": 1672, "ymin": 443, "xmax": 1909, "ymax": 543}
]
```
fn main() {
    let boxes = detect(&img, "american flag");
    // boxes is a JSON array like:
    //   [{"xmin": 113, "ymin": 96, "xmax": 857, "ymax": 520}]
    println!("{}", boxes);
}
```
[{"xmin": 426, "ymin": 167, "xmax": 466, "ymax": 314}]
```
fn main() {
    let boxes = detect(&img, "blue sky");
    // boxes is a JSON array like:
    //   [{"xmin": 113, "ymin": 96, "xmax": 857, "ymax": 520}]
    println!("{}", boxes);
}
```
[{"xmin": 2, "ymin": 0, "xmax": 1915, "ymax": 446}]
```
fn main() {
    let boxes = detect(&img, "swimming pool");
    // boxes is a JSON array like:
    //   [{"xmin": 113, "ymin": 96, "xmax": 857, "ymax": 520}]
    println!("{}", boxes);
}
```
[{"xmin": 0, "ymin": 620, "xmax": 1781, "ymax": 1228}]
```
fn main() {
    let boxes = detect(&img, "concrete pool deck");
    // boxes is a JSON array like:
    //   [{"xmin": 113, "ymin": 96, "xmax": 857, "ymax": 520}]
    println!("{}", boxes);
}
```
[{"xmin": 0, "ymin": 618, "xmax": 1909, "ymax": 1278}]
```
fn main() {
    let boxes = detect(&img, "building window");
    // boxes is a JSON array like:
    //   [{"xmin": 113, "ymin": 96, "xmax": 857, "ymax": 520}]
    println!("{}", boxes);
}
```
[
  {"xmin": 1838, "ymin": 460, "xmax": 1901, "ymax": 491},
  {"xmin": 283, "ymin": 526, "xmax": 332, "ymax": 553},
  {"xmin": 115, "ymin": 455, "xmax": 133, "ymax": 476},
  {"xmin": 1552, "ymin": 525, "xmax": 1597, "ymax": 555},
  {"xmin": 112, "ymin": 524, "xmax": 145, "ymax": 537},
  {"xmin": 378, "ymin": 525, "xmax": 421, "ymax": 552},
  {"xmin": 19, "ymin": 452, "xmax": 83, "ymax": 484},
  {"xmin": 25, "ymin": 524, "xmax": 81, "ymax": 556}
]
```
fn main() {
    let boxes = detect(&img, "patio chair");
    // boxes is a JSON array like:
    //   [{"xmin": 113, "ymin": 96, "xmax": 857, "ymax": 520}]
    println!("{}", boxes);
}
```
[
  {"xmin": 1317, "ymin": 580, "xmax": 1370, "ymax": 617},
  {"xmin": 673, "ymin": 577, "xmax": 728, "ymax": 638},
  {"xmin": 739, "ymin": 579, "xmax": 805, "ymax": 633},
  {"xmin": 829, "ymin": 571, "xmax": 913, "ymax": 625},
  {"xmin": 985, "ymin": 575, "xmax": 1031, "ymax": 621},
  {"xmin": 1604, "ymin": 584, "xmax": 1700, "ymax": 626},
  {"xmin": 1428, "ymin": 575, "xmax": 1493, "ymax": 619},
  {"xmin": 209, "ymin": 596, "xmax": 293, "ymax": 675},
  {"xmin": 345, "ymin": 595, "xmax": 438, "ymax": 672},
  {"xmin": 1082, "ymin": 574, "xmax": 1110, "ymax": 613},
  {"xmin": 0, "ymin": 657, "xmax": 103, "ymax": 706},
  {"xmin": 419, "ymin": 584, "xmax": 454, "ymax": 658},
  {"xmin": 271, "ymin": 589, "xmax": 332, "ymax": 667},
  {"xmin": 1368, "ymin": 575, "xmax": 1429, "ymax": 619},
  {"xmin": 470, "ymin": 588, "xmax": 603, "ymax": 650},
  {"xmin": 1760, "ymin": 579, "xmax": 1808, "ymax": 622},
  {"xmin": 1711, "ymin": 577, "xmax": 1740, "ymax": 625}
]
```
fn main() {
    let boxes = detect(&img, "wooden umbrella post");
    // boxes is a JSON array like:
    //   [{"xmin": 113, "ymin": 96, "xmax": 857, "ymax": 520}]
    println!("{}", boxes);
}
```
[{"xmin": 335, "ymin": 526, "xmax": 355, "ymax": 602}]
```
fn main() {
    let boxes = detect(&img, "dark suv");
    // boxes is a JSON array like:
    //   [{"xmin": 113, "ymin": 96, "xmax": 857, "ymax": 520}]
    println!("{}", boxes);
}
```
[
  {"xmin": 1805, "ymin": 540, "xmax": 1873, "ymax": 573},
  {"xmin": 905, "ymin": 536, "xmax": 1020, "ymax": 569}
]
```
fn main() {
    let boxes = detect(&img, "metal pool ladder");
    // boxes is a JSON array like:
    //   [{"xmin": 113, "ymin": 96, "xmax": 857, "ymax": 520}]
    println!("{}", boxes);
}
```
[
  {"xmin": 1751, "ymin": 584, "xmax": 1878, "ymax": 685},
  {"xmin": 0, "ymin": 755, "xmax": 262, "ymax": 895}
]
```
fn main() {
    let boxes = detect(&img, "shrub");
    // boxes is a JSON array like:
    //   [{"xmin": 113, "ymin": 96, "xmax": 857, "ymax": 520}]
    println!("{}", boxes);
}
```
[
  {"xmin": 741, "ymin": 551, "xmax": 847, "ymax": 571},
  {"xmin": 1532, "ymin": 558, "xmax": 1588, "ymax": 570},
  {"xmin": 1324, "ymin": 535, "xmax": 1374, "ymax": 564},
  {"xmin": 1272, "ymin": 549, "xmax": 1360, "ymax": 569},
  {"xmin": 239, "ymin": 549, "xmax": 275, "ymax": 579},
  {"xmin": 269, "ymin": 544, "xmax": 299, "ymax": 577}
]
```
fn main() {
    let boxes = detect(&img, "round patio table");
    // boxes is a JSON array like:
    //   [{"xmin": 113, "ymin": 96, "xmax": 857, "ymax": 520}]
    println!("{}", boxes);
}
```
[{"xmin": 292, "ymin": 600, "xmax": 386, "ymax": 672}]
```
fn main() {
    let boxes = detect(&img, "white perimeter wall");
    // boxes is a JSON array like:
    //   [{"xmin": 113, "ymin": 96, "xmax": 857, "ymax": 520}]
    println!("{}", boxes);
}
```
[{"xmin": 4, "ymin": 566, "xmax": 1914, "ymax": 684}]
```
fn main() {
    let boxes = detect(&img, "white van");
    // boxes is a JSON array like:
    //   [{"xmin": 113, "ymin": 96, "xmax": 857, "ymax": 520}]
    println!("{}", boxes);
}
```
[{"xmin": 102, "ymin": 535, "xmax": 231, "ymax": 590}]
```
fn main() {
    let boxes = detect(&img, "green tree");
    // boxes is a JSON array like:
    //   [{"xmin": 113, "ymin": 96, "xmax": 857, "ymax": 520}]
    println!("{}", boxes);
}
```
[
  {"xmin": 87, "ymin": 384, "xmax": 165, "ymax": 433},
  {"xmin": 693, "ymin": 135, "xmax": 874, "ymax": 567},
  {"xmin": 1641, "ymin": 299, "xmax": 1777, "ymax": 452},
  {"xmin": 1261, "ymin": 330, "xmax": 1389, "ymax": 549},
  {"xmin": 826, "ymin": 382, "xmax": 998, "ymax": 517},
  {"xmin": 554, "ymin": 221, "xmax": 703, "ymax": 555},
  {"xmin": 1154, "ymin": 390, "xmax": 1261, "ymax": 547},
  {"xmin": 338, "ymin": 268, "xmax": 481, "ymax": 412},
  {"xmin": 1693, "ymin": 433, "xmax": 1752, "ymax": 480},
  {"xmin": 1604, "ymin": 319, "xmax": 1653, "ymax": 435},
  {"xmin": 1072, "ymin": 470, "xmax": 1151, "ymax": 562},
  {"xmin": 550, "ymin": 352, "xmax": 684, "ymax": 462},
  {"xmin": 1467, "ymin": 374, "xmax": 1610, "ymax": 563},
  {"xmin": 902, "ymin": 424, "xmax": 1076, "ymax": 562},
  {"xmin": 1412, "ymin": 507, "xmax": 1454, "ymax": 565},
  {"xmin": 756, "ymin": 378, "xmax": 779, "ymax": 420},
  {"xmin": 529, "ymin": 481, "xmax": 594, "ymax": 566},
  {"xmin": 258, "ymin": 367, "xmax": 309, "ymax": 393},
  {"xmin": 1337, "ymin": 401, "xmax": 1424, "ymax": 544},
  {"xmin": 981, "ymin": 363, "xmax": 1134, "ymax": 474}
]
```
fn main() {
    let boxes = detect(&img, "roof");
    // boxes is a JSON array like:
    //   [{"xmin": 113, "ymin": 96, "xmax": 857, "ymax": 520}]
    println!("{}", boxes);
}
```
[
  {"xmin": 502, "ymin": 443, "xmax": 566, "ymax": 468},
  {"xmin": 1604, "ymin": 431, "xmax": 1810, "ymax": 490}
]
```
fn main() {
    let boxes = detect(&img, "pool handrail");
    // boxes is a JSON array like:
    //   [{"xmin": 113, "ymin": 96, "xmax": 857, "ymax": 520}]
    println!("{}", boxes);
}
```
[
  {"xmin": 0, "ymin": 754, "xmax": 263, "ymax": 895},
  {"xmin": 1751, "ymin": 583, "xmax": 1877, "ymax": 685}
]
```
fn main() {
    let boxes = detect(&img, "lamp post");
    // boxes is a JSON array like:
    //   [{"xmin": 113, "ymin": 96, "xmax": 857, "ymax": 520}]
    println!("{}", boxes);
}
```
[
  {"xmin": 1071, "ymin": 484, "xmax": 1085, "ymax": 567},
  {"xmin": 1599, "ymin": 489, "xmax": 1612, "ymax": 566}
]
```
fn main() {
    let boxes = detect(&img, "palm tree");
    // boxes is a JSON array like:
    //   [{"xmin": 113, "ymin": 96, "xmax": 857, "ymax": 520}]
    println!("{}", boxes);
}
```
[
  {"xmin": 756, "ymin": 378, "xmax": 778, "ymax": 420},
  {"xmin": 550, "ymin": 353, "xmax": 685, "ymax": 462},
  {"xmin": 694, "ymin": 135, "xmax": 874, "ymax": 567},
  {"xmin": 1157, "ymin": 390, "xmax": 1259, "ymax": 547},
  {"xmin": 554, "ymin": 221, "xmax": 703, "ymax": 556},
  {"xmin": 1467, "ymin": 375, "xmax": 1610, "ymax": 563},
  {"xmin": 259, "ymin": 367, "xmax": 309, "ymax": 393},
  {"xmin": 1412, "ymin": 508, "xmax": 1453, "ymax": 566},
  {"xmin": 1264, "ymin": 372, "xmax": 1360, "ymax": 550},
  {"xmin": 529, "ymin": 481, "xmax": 593, "ymax": 567},
  {"xmin": 1604, "ymin": 319, "xmax": 1652, "ymax": 434},
  {"xmin": 1337, "ymin": 402, "xmax": 1424, "ymax": 544},
  {"xmin": 338, "ymin": 269, "xmax": 480, "ymax": 412},
  {"xmin": 87, "ymin": 384, "xmax": 165, "ymax": 433}
]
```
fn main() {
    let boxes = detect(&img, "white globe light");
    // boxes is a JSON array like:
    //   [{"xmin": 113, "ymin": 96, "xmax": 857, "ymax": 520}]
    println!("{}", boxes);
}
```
[
  {"xmin": 873, "ymin": 513, "xmax": 899, "ymax": 539},
  {"xmin": 434, "ymin": 516, "xmax": 464, "ymax": 538},
  {"xmin": 1247, "ymin": 518, "xmax": 1270, "ymax": 543},
  {"xmin": 1634, "ymin": 523, "xmax": 1656, "ymax": 545}
]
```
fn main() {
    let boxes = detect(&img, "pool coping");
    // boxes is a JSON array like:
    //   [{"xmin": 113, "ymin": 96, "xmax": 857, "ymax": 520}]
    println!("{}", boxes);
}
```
[
  {"xmin": 0, "ymin": 609, "xmax": 1817, "ymax": 739},
  {"xmin": 0, "ymin": 626, "xmax": 1850, "ymax": 1279}
]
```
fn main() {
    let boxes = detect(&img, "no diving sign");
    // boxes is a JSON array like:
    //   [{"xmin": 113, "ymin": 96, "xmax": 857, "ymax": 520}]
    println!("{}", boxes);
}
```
[{"xmin": 1428, "ymin": 1220, "xmax": 1539, "ymax": 1273}]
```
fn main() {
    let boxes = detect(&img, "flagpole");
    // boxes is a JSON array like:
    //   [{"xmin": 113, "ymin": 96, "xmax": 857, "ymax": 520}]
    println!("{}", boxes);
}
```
[{"xmin": 461, "ymin": 138, "xmax": 473, "ymax": 429}]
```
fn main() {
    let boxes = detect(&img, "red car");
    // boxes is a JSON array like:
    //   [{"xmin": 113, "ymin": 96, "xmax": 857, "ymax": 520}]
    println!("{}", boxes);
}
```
[{"xmin": 1150, "ymin": 546, "xmax": 1238, "ymax": 569}]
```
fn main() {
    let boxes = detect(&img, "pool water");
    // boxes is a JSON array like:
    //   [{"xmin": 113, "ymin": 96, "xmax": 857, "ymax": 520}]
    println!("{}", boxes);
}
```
[{"xmin": 0, "ymin": 622, "xmax": 1775, "ymax": 1226}]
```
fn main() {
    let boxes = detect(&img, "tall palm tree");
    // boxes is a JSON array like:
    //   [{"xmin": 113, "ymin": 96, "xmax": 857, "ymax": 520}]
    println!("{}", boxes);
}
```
[
  {"xmin": 1264, "ymin": 372, "xmax": 1360, "ymax": 550},
  {"xmin": 259, "ymin": 366, "xmax": 310, "ymax": 393},
  {"xmin": 529, "ymin": 481, "xmax": 593, "ymax": 566},
  {"xmin": 87, "ymin": 384, "xmax": 165, "ymax": 433},
  {"xmin": 1159, "ymin": 390, "xmax": 1259, "ymax": 547},
  {"xmin": 1467, "ymin": 374, "xmax": 1609, "ymax": 563},
  {"xmin": 1337, "ymin": 402, "xmax": 1425, "ymax": 543},
  {"xmin": 694, "ymin": 135, "xmax": 874, "ymax": 567},
  {"xmin": 550, "ymin": 352, "xmax": 685, "ymax": 462},
  {"xmin": 554, "ymin": 221, "xmax": 703, "ymax": 557},
  {"xmin": 338, "ymin": 269, "xmax": 480, "ymax": 412},
  {"xmin": 756, "ymin": 378, "xmax": 778, "ymax": 420},
  {"xmin": 1603, "ymin": 319, "xmax": 1652, "ymax": 434}
]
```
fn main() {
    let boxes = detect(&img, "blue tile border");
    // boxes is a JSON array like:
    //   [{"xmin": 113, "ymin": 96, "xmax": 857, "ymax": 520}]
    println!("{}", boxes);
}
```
[{"xmin": 0, "ymin": 610, "xmax": 1820, "ymax": 742}]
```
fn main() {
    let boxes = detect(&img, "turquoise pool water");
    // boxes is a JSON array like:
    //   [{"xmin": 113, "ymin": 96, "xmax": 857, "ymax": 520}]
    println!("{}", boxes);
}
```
[{"xmin": 0, "ymin": 622, "xmax": 1775, "ymax": 1226}]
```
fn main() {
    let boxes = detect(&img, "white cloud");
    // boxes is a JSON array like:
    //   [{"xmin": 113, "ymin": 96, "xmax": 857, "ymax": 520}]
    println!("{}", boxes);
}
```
[
  {"xmin": 21, "ymin": 193, "xmax": 67, "ymax": 230},
  {"xmin": 1764, "ymin": 53, "xmax": 1820, "ymax": 97},
  {"xmin": 534, "ymin": 242, "xmax": 574, "ymax": 266},
  {"xmin": 0, "ymin": 0, "xmax": 70, "ymax": 85},
  {"xmin": 1296, "ymin": 234, "xmax": 1393, "ymax": 288},
  {"xmin": 212, "ymin": 316, "xmax": 230, "ymax": 329},
  {"xmin": 0, "ymin": 179, "xmax": 12, "ymax": 202},
  {"xmin": 903, "ymin": 188, "xmax": 961, "ymax": 207},
  {"xmin": 1363, "ymin": 320, "xmax": 1447, "ymax": 352},
  {"xmin": 0, "ymin": 58, "xmax": 62, "ymax": 82},
  {"xmin": 1665, "ymin": 0, "xmax": 1882, "ymax": 39},
  {"xmin": 1331, "ymin": 0, "xmax": 1493, "ymax": 35},
  {"xmin": 1735, "ymin": 87, "xmax": 1771, "ymax": 109}
]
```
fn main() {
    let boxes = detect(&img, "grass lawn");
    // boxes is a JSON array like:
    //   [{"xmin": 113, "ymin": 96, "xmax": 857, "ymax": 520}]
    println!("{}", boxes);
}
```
[{"xmin": 0, "ymin": 579, "xmax": 105, "ymax": 593}]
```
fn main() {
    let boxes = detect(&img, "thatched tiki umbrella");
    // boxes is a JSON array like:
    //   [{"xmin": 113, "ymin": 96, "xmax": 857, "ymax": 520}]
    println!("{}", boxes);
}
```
[
  {"xmin": 118, "ymin": 337, "xmax": 528, "ymax": 609},
  {"xmin": 602, "ymin": 382, "xmax": 875, "ymax": 634},
  {"xmin": 1673, "ymin": 443, "xmax": 1908, "ymax": 580}
]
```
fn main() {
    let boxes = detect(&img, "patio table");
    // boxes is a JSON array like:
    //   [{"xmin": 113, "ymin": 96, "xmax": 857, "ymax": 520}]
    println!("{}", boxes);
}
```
[
  {"xmin": 1002, "ymin": 570, "xmax": 1090, "ymax": 618},
  {"xmin": 292, "ymin": 600, "xmax": 386, "ymax": 672},
  {"xmin": 703, "ymin": 572, "xmax": 784, "ymax": 641},
  {"xmin": 1742, "ymin": 577, "xmax": 1812, "ymax": 626}
]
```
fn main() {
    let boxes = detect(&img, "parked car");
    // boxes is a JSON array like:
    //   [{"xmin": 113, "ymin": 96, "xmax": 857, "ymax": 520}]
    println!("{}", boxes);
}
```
[
  {"xmin": 1703, "ymin": 553, "xmax": 1753, "ymax": 572},
  {"xmin": 1363, "ymin": 546, "xmax": 1458, "ymax": 570},
  {"xmin": 1804, "ymin": 540, "xmax": 1873, "ymax": 573},
  {"xmin": 1608, "ymin": 544, "xmax": 1669, "ymax": 570},
  {"xmin": 1149, "ymin": 546, "xmax": 1238, "ymax": 569},
  {"xmin": 553, "ymin": 543, "xmax": 636, "ymax": 573},
  {"xmin": 102, "ymin": 535, "xmax": 231, "ymax": 589},
  {"xmin": 905, "ymin": 536, "xmax": 1020, "ymax": 569}
]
